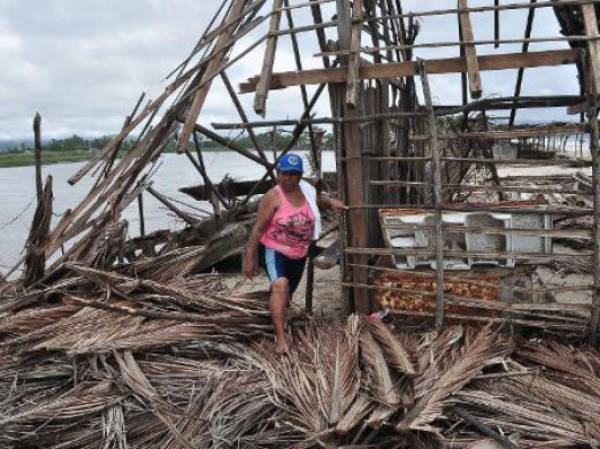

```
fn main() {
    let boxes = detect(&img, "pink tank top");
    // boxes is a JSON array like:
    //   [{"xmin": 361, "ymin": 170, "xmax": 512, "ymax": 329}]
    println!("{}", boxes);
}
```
[{"xmin": 261, "ymin": 186, "xmax": 315, "ymax": 259}]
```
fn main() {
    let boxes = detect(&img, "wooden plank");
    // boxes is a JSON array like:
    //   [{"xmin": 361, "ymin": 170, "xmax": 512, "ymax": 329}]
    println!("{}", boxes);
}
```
[
  {"xmin": 582, "ymin": 3, "xmax": 600, "ymax": 95},
  {"xmin": 419, "ymin": 61, "xmax": 446, "ymax": 328},
  {"xmin": 176, "ymin": 0, "xmax": 246, "ymax": 154},
  {"xmin": 346, "ymin": 0, "xmax": 363, "ymax": 107},
  {"xmin": 458, "ymin": 0, "xmax": 483, "ymax": 98},
  {"xmin": 239, "ymin": 48, "xmax": 581, "ymax": 92},
  {"xmin": 254, "ymin": 0, "xmax": 284, "ymax": 116}
]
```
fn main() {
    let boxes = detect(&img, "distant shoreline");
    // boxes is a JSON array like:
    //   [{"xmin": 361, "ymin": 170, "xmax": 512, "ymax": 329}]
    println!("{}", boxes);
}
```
[{"xmin": 0, "ymin": 147, "xmax": 233, "ymax": 168}]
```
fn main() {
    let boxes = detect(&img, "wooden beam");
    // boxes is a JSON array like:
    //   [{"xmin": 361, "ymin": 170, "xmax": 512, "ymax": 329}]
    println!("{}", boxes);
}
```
[
  {"xmin": 458, "ymin": 0, "xmax": 483, "ymax": 98},
  {"xmin": 176, "ymin": 0, "xmax": 245, "ymax": 154},
  {"xmin": 254, "ymin": 0, "xmax": 284, "ymax": 116},
  {"xmin": 582, "ymin": 3, "xmax": 600, "ymax": 95},
  {"xmin": 509, "ymin": 0, "xmax": 536, "ymax": 126},
  {"xmin": 239, "ymin": 48, "xmax": 581, "ymax": 92},
  {"xmin": 346, "ymin": 0, "xmax": 363, "ymax": 107}
]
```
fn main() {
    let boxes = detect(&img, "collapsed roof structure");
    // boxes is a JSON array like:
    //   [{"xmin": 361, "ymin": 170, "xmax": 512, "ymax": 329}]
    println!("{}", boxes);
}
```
[
  {"xmin": 13, "ymin": 0, "xmax": 599, "ymax": 336},
  {"xmin": 3, "ymin": 1, "xmax": 600, "ymax": 446}
]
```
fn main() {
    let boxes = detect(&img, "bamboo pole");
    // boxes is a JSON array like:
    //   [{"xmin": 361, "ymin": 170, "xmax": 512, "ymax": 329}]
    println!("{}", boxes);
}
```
[{"xmin": 418, "ymin": 60, "xmax": 445, "ymax": 328}]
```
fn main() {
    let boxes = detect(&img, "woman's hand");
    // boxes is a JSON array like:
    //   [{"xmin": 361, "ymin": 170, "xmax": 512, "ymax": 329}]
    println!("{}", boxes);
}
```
[
  {"xmin": 243, "ymin": 252, "xmax": 258, "ymax": 278},
  {"xmin": 328, "ymin": 197, "xmax": 348, "ymax": 211}
]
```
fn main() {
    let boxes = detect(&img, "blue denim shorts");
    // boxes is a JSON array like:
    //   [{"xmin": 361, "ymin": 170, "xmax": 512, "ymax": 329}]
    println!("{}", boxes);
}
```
[{"xmin": 260, "ymin": 245, "xmax": 307, "ymax": 295}]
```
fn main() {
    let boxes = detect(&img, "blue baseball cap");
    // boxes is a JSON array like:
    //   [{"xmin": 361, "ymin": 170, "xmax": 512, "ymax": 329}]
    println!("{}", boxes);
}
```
[{"xmin": 277, "ymin": 152, "xmax": 303, "ymax": 174}]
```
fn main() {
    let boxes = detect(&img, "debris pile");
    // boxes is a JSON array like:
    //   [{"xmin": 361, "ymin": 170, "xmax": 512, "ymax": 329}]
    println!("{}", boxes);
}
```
[{"xmin": 2, "ymin": 263, "xmax": 600, "ymax": 449}]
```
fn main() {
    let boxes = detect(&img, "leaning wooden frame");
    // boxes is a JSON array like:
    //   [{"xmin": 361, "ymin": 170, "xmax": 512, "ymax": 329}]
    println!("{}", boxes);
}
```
[{"xmin": 6, "ymin": 0, "xmax": 600, "ymax": 341}]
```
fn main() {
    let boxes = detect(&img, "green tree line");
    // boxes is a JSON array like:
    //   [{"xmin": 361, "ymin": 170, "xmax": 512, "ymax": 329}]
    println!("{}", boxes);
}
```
[{"xmin": 4, "ymin": 130, "xmax": 336, "ymax": 155}]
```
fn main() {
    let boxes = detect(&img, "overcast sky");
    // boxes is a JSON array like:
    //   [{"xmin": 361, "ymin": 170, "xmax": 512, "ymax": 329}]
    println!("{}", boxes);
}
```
[{"xmin": 0, "ymin": 0, "xmax": 580, "ymax": 141}]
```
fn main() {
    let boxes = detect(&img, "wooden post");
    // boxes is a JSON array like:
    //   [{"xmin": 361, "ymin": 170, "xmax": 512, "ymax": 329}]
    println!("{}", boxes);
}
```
[
  {"xmin": 305, "ymin": 242, "xmax": 316, "ymax": 314},
  {"xmin": 254, "ymin": 0, "xmax": 284, "ymax": 116},
  {"xmin": 494, "ymin": 0, "xmax": 500, "ymax": 49},
  {"xmin": 457, "ymin": 0, "xmax": 483, "ymax": 99},
  {"xmin": 582, "ymin": 3, "xmax": 600, "ymax": 96},
  {"xmin": 24, "ymin": 176, "xmax": 53, "ymax": 288},
  {"xmin": 33, "ymin": 113, "xmax": 42, "ymax": 200},
  {"xmin": 418, "ymin": 60, "xmax": 445, "ymax": 329},
  {"xmin": 582, "ymin": 5, "xmax": 600, "ymax": 342},
  {"xmin": 336, "ymin": 0, "xmax": 369, "ymax": 314},
  {"xmin": 346, "ymin": 0, "xmax": 363, "ymax": 108},
  {"xmin": 137, "ymin": 193, "xmax": 145, "ymax": 237}
]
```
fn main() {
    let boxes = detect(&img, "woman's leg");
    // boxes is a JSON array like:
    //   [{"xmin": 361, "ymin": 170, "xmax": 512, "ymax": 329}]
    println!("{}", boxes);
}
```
[
  {"xmin": 264, "ymin": 248, "xmax": 292, "ymax": 353},
  {"xmin": 270, "ymin": 277, "xmax": 290, "ymax": 353}
]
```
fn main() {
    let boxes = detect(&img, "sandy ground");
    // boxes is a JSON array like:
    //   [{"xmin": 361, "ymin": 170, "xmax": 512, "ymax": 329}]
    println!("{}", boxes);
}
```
[
  {"xmin": 227, "ymin": 264, "xmax": 345, "ymax": 321},
  {"xmin": 221, "ymin": 153, "xmax": 594, "ymax": 322}
]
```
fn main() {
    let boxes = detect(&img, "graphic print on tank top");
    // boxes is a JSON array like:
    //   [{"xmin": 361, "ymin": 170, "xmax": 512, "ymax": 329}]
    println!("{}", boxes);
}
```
[{"xmin": 267, "ymin": 209, "xmax": 314, "ymax": 250}]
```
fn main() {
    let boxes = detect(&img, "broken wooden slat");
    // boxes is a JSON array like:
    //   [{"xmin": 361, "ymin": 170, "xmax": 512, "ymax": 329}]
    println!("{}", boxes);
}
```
[
  {"xmin": 239, "ymin": 49, "xmax": 581, "ymax": 92},
  {"xmin": 176, "ymin": 0, "xmax": 246, "ymax": 154},
  {"xmin": 458, "ymin": 0, "xmax": 482, "ymax": 98},
  {"xmin": 254, "ymin": 0, "xmax": 284, "ymax": 116}
]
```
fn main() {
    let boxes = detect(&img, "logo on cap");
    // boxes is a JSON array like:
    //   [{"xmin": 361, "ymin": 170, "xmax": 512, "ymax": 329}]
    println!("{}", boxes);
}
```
[{"xmin": 288, "ymin": 155, "xmax": 299, "ymax": 166}]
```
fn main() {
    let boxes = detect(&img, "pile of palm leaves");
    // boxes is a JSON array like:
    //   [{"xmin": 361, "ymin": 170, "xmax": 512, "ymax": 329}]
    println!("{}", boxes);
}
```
[{"xmin": 2, "ymin": 261, "xmax": 600, "ymax": 449}]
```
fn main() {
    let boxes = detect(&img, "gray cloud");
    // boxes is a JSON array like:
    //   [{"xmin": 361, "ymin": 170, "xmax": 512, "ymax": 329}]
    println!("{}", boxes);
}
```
[{"xmin": 0, "ymin": 0, "xmax": 581, "ymax": 141}]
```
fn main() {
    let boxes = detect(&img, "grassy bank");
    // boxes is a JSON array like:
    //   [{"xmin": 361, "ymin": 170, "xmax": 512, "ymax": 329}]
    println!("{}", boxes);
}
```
[
  {"xmin": 0, "ymin": 147, "xmax": 229, "ymax": 168},
  {"xmin": 0, "ymin": 150, "xmax": 92, "ymax": 168}
]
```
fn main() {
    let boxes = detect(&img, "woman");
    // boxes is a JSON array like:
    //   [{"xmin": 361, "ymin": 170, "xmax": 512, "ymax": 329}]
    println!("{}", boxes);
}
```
[{"xmin": 243, "ymin": 153, "xmax": 346, "ymax": 353}]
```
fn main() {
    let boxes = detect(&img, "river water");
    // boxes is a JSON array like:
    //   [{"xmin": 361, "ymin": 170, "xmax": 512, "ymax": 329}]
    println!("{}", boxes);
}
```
[{"xmin": 0, "ymin": 151, "xmax": 336, "ymax": 276}]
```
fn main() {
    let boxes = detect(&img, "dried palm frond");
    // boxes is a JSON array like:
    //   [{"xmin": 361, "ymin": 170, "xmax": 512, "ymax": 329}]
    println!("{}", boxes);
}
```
[
  {"xmin": 456, "ymin": 389, "xmax": 592, "ymax": 445},
  {"xmin": 398, "ymin": 326, "xmax": 508, "ymax": 436},
  {"xmin": 365, "ymin": 317, "xmax": 416, "ymax": 376},
  {"xmin": 517, "ymin": 339, "xmax": 600, "ymax": 396},
  {"xmin": 101, "ymin": 403, "xmax": 128, "ymax": 449},
  {"xmin": 0, "ymin": 304, "xmax": 79, "ymax": 334},
  {"xmin": 336, "ymin": 394, "xmax": 373, "ymax": 434},
  {"xmin": 415, "ymin": 325, "xmax": 464, "ymax": 372},
  {"xmin": 330, "ymin": 315, "xmax": 360, "ymax": 424},
  {"xmin": 0, "ymin": 380, "xmax": 123, "ymax": 428},
  {"xmin": 359, "ymin": 328, "xmax": 401, "ymax": 407}
]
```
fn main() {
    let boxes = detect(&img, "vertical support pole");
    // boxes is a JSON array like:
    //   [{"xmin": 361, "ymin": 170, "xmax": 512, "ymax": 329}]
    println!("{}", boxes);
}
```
[
  {"xmin": 581, "ymin": 1, "xmax": 600, "ymax": 344},
  {"xmin": 457, "ymin": 9, "xmax": 468, "ymax": 129},
  {"xmin": 346, "ymin": 0, "xmax": 363, "ymax": 108},
  {"xmin": 337, "ymin": 0, "xmax": 370, "ymax": 314},
  {"xmin": 137, "ymin": 193, "xmax": 145, "ymax": 237},
  {"xmin": 418, "ymin": 60, "xmax": 445, "ymax": 329},
  {"xmin": 587, "ymin": 80, "xmax": 600, "ymax": 344},
  {"xmin": 33, "ymin": 113, "xmax": 43, "ymax": 201},
  {"xmin": 494, "ymin": 0, "xmax": 500, "ymax": 49},
  {"xmin": 509, "ymin": 0, "xmax": 536, "ymax": 127},
  {"xmin": 305, "ymin": 242, "xmax": 316, "ymax": 314}
]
